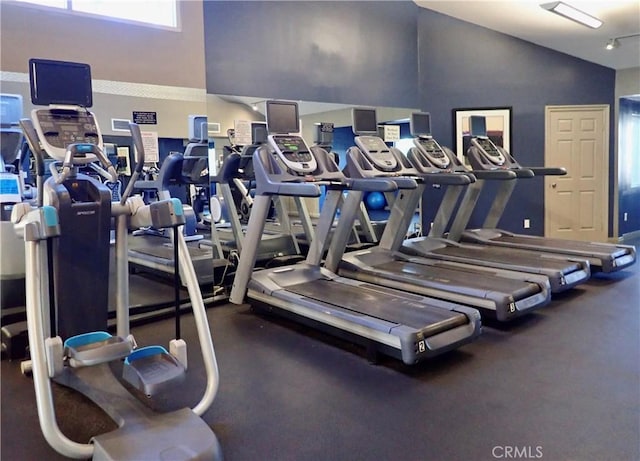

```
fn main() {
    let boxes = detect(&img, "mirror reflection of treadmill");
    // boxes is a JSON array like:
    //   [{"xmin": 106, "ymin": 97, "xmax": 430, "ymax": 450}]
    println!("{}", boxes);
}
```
[
  {"xmin": 229, "ymin": 101, "xmax": 482, "ymax": 365},
  {"xmin": 209, "ymin": 132, "xmax": 304, "ymax": 267},
  {"xmin": 126, "ymin": 114, "xmax": 231, "ymax": 293}
]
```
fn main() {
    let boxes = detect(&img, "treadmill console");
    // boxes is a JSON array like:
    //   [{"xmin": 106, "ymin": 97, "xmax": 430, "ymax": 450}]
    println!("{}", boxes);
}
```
[
  {"xmin": 268, "ymin": 134, "xmax": 317, "ymax": 174},
  {"xmin": 354, "ymin": 135, "xmax": 397, "ymax": 171},
  {"xmin": 414, "ymin": 137, "xmax": 450, "ymax": 169},
  {"xmin": 471, "ymin": 137, "xmax": 506, "ymax": 166},
  {"xmin": 31, "ymin": 108, "xmax": 102, "ymax": 161}
]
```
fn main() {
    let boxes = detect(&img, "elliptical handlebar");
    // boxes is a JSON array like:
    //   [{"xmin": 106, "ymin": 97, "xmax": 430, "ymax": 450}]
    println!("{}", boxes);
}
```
[
  {"xmin": 18, "ymin": 118, "xmax": 46, "ymax": 207},
  {"xmin": 119, "ymin": 123, "xmax": 147, "ymax": 204},
  {"xmin": 128, "ymin": 123, "xmax": 147, "ymax": 175}
]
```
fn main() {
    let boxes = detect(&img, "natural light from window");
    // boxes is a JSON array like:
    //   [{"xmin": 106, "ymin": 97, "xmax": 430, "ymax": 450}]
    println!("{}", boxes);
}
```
[
  {"xmin": 394, "ymin": 138, "xmax": 414, "ymax": 155},
  {"xmin": 16, "ymin": 0, "xmax": 177, "ymax": 28}
]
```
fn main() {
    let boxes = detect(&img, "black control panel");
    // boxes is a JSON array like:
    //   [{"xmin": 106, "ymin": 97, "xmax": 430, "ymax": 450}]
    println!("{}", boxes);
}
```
[
  {"xmin": 268, "ymin": 135, "xmax": 317, "ymax": 173},
  {"xmin": 474, "ymin": 137, "xmax": 505, "ymax": 165},
  {"xmin": 272, "ymin": 136, "xmax": 313, "ymax": 163},
  {"xmin": 355, "ymin": 136, "xmax": 397, "ymax": 171},
  {"xmin": 416, "ymin": 138, "xmax": 450, "ymax": 168},
  {"xmin": 32, "ymin": 109, "xmax": 102, "ymax": 161}
]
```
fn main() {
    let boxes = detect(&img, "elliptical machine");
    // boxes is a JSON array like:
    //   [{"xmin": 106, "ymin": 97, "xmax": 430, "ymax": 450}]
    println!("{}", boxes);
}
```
[{"xmin": 14, "ymin": 58, "xmax": 222, "ymax": 460}]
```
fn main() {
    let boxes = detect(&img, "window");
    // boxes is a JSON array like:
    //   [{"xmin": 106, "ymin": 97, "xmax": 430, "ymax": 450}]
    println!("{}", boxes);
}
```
[
  {"xmin": 619, "ymin": 97, "xmax": 640, "ymax": 188},
  {"xmin": 16, "ymin": 0, "xmax": 178, "ymax": 28},
  {"xmin": 394, "ymin": 138, "xmax": 414, "ymax": 155}
]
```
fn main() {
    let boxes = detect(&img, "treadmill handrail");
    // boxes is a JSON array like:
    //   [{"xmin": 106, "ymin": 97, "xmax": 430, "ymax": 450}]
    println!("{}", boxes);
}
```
[
  {"xmin": 347, "ymin": 178, "xmax": 398, "ymax": 193},
  {"xmin": 345, "ymin": 146, "xmax": 418, "ymax": 189},
  {"xmin": 253, "ymin": 146, "xmax": 322, "ymax": 197},
  {"xmin": 468, "ymin": 169, "xmax": 517, "ymax": 180},
  {"xmin": 528, "ymin": 166, "xmax": 567, "ymax": 176}
]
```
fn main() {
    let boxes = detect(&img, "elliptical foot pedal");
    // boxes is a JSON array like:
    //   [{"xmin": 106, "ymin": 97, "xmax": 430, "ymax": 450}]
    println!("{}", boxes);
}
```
[
  {"xmin": 65, "ymin": 331, "xmax": 133, "ymax": 368},
  {"xmin": 123, "ymin": 345, "xmax": 185, "ymax": 397}
]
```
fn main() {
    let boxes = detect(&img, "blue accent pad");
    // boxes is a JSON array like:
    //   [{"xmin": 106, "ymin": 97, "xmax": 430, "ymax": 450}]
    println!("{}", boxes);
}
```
[
  {"xmin": 170, "ymin": 198, "xmax": 184, "ymax": 216},
  {"xmin": 64, "ymin": 331, "xmax": 112, "ymax": 348},
  {"xmin": 124, "ymin": 345, "xmax": 169, "ymax": 364},
  {"xmin": 42, "ymin": 206, "xmax": 58, "ymax": 227}
]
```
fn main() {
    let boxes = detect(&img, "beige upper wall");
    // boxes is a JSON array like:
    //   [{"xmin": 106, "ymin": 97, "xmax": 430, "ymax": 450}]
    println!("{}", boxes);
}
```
[
  {"xmin": 615, "ymin": 67, "xmax": 640, "ymax": 98},
  {"xmin": 0, "ymin": 0, "xmax": 206, "ymax": 89}
]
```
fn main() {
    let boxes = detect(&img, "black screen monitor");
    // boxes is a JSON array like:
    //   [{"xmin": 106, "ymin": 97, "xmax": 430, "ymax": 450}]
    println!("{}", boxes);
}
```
[
  {"xmin": 410, "ymin": 112, "xmax": 432, "ymax": 137},
  {"xmin": 29, "ymin": 59, "xmax": 93, "ymax": 107},
  {"xmin": 251, "ymin": 122, "xmax": 267, "ymax": 144},
  {"xmin": 469, "ymin": 115, "xmax": 487, "ymax": 138},
  {"xmin": 266, "ymin": 100, "xmax": 299, "ymax": 134},
  {"xmin": 314, "ymin": 122, "xmax": 334, "ymax": 145},
  {"xmin": 352, "ymin": 108, "xmax": 378, "ymax": 135}
]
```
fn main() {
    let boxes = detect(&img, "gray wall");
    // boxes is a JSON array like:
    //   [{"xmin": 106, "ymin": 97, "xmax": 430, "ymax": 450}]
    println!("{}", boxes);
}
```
[
  {"xmin": 203, "ymin": 1, "xmax": 626, "ymax": 237},
  {"xmin": 204, "ymin": 1, "xmax": 418, "ymax": 108},
  {"xmin": 416, "ymin": 9, "xmax": 616, "ymax": 237}
]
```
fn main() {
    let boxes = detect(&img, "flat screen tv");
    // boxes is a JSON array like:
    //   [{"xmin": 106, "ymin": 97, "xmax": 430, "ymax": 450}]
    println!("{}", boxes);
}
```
[
  {"xmin": 410, "ymin": 112, "xmax": 432, "ymax": 137},
  {"xmin": 29, "ymin": 58, "xmax": 92, "ymax": 107},
  {"xmin": 352, "ymin": 108, "xmax": 378, "ymax": 135},
  {"xmin": 266, "ymin": 100, "xmax": 299, "ymax": 134},
  {"xmin": 469, "ymin": 115, "xmax": 487, "ymax": 138}
]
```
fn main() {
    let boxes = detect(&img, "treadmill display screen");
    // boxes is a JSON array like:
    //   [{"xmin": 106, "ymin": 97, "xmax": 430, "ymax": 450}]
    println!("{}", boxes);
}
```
[
  {"xmin": 0, "ymin": 174, "xmax": 21, "ymax": 204},
  {"xmin": 359, "ymin": 136, "xmax": 389, "ymax": 154},
  {"xmin": 355, "ymin": 135, "xmax": 397, "ymax": 171},
  {"xmin": 469, "ymin": 115, "xmax": 487, "ymax": 138},
  {"xmin": 352, "ymin": 108, "xmax": 378, "ymax": 135},
  {"xmin": 410, "ymin": 112, "xmax": 432, "ymax": 137},
  {"xmin": 476, "ymin": 138, "xmax": 503, "ymax": 160},
  {"xmin": 416, "ymin": 138, "xmax": 450, "ymax": 169},
  {"xmin": 0, "ymin": 177, "xmax": 19, "ymax": 195},
  {"xmin": 29, "ymin": 59, "xmax": 92, "ymax": 107},
  {"xmin": 417, "ymin": 139, "xmax": 444, "ymax": 157},
  {"xmin": 271, "ymin": 135, "xmax": 313, "ymax": 162},
  {"xmin": 314, "ymin": 122, "xmax": 334, "ymax": 146},
  {"xmin": 266, "ymin": 100, "xmax": 299, "ymax": 134},
  {"xmin": 251, "ymin": 122, "xmax": 267, "ymax": 144}
]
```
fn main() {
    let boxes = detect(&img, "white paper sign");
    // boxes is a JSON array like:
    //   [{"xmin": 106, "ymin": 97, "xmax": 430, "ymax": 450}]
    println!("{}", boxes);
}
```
[
  {"xmin": 234, "ymin": 120, "xmax": 252, "ymax": 146},
  {"xmin": 383, "ymin": 125, "xmax": 400, "ymax": 142},
  {"xmin": 139, "ymin": 131, "xmax": 159, "ymax": 163}
]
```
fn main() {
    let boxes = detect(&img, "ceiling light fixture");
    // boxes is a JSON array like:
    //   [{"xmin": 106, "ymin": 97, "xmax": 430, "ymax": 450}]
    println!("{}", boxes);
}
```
[
  {"xmin": 605, "ymin": 33, "xmax": 640, "ymax": 51},
  {"xmin": 540, "ymin": 2, "xmax": 603, "ymax": 29},
  {"xmin": 605, "ymin": 38, "xmax": 620, "ymax": 50}
]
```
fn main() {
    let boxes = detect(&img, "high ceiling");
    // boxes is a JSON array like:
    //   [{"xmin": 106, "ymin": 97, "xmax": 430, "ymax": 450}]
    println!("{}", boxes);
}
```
[{"xmin": 414, "ymin": 0, "xmax": 640, "ymax": 70}]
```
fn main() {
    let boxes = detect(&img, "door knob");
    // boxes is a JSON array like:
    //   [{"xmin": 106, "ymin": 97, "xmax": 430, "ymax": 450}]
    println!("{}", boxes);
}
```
[{"xmin": 551, "ymin": 183, "xmax": 557, "ymax": 188}]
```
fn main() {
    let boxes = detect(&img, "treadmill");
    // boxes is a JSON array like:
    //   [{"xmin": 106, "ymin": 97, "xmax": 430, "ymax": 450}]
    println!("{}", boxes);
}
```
[
  {"xmin": 128, "ymin": 120, "xmax": 231, "ymax": 291},
  {"xmin": 400, "ymin": 112, "xmax": 591, "ymax": 293},
  {"xmin": 210, "ymin": 125, "xmax": 306, "ymax": 267},
  {"xmin": 459, "ymin": 115, "xmax": 636, "ymax": 273},
  {"xmin": 230, "ymin": 101, "xmax": 481, "ymax": 365},
  {"xmin": 325, "ymin": 108, "xmax": 551, "ymax": 322}
]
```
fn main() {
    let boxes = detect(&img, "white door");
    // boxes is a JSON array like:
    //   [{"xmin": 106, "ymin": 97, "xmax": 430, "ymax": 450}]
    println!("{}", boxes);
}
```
[{"xmin": 544, "ymin": 105, "xmax": 609, "ymax": 242}]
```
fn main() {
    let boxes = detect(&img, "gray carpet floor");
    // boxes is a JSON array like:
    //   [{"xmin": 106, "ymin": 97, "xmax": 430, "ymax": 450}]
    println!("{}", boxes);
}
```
[{"xmin": 2, "ymin": 240, "xmax": 638, "ymax": 461}]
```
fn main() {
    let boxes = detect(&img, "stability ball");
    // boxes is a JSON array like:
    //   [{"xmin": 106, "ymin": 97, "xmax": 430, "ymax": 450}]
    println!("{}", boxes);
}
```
[{"xmin": 365, "ymin": 192, "xmax": 386, "ymax": 211}]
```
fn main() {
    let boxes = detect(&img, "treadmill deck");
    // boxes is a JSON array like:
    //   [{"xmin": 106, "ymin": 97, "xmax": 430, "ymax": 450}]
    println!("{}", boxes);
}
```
[{"xmin": 286, "ymin": 279, "xmax": 467, "ymax": 335}]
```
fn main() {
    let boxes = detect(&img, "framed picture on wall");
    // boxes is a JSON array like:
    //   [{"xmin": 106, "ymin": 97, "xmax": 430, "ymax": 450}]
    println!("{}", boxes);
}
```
[{"xmin": 452, "ymin": 107, "xmax": 512, "ymax": 164}]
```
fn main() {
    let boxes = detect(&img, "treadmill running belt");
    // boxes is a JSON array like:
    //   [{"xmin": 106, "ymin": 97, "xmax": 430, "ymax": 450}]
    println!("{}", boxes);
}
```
[
  {"xmin": 432, "ymin": 246, "xmax": 583, "ymax": 273},
  {"xmin": 286, "ymin": 280, "xmax": 467, "ymax": 336},
  {"xmin": 375, "ymin": 260, "xmax": 540, "ymax": 300},
  {"xmin": 495, "ymin": 235, "xmax": 629, "ymax": 258},
  {"xmin": 133, "ymin": 246, "xmax": 211, "ymax": 260}
]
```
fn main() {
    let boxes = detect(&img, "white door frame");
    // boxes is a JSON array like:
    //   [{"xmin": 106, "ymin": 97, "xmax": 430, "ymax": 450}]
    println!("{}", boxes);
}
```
[{"xmin": 544, "ymin": 104, "xmax": 610, "ymax": 241}]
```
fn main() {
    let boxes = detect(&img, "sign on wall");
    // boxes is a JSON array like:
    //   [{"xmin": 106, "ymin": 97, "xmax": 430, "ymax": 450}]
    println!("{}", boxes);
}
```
[{"xmin": 132, "ymin": 111, "xmax": 158, "ymax": 125}]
